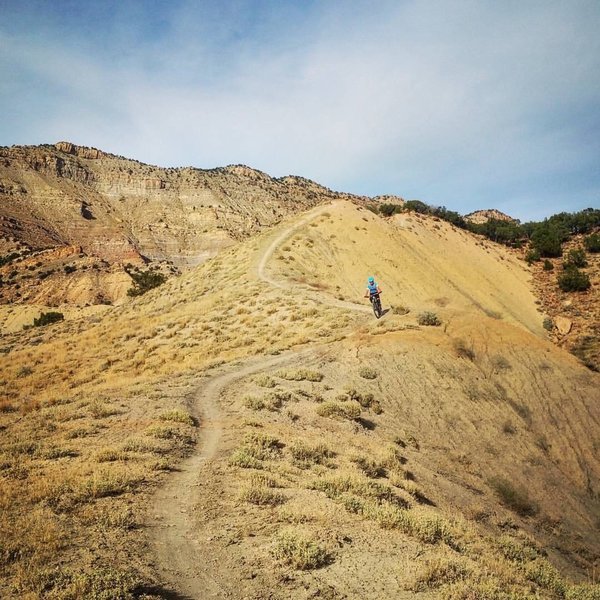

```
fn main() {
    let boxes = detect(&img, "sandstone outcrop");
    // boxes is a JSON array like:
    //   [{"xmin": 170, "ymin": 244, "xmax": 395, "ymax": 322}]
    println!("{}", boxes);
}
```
[
  {"xmin": 465, "ymin": 208, "xmax": 517, "ymax": 224},
  {"xmin": 554, "ymin": 315, "xmax": 573, "ymax": 335}
]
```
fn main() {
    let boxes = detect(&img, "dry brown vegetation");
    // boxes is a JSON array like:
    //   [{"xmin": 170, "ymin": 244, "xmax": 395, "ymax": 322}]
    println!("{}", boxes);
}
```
[{"xmin": 1, "ymin": 200, "xmax": 599, "ymax": 598}]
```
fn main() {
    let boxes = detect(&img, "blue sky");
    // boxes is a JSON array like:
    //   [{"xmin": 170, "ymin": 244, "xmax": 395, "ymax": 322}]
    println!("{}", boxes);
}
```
[{"xmin": 1, "ymin": 0, "xmax": 599, "ymax": 221}]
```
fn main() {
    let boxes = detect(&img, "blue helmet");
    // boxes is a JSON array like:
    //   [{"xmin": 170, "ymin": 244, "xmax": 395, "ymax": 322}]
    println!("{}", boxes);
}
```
[{"xmin": 368, "ymin": 277, "xmax": 375, "ymax": 284}]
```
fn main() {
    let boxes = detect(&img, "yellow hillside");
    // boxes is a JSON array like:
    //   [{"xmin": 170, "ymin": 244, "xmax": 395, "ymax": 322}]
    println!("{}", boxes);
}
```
[
  {"xmin": 268, "ymin": 201, "xmax": 544, "ymax": 334},
  {"xmin": 1, "ymin": 200, "xmax": 599, "ymax": 599}
]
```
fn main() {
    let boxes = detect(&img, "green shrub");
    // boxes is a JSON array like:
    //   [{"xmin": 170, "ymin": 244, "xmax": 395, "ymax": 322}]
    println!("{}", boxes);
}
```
[
  {"xmin": 558, "ymin": 266, "xmax": 591, "ymax": 292},
  {"xmin": 564, "ymin": 247, "xmax": 588, "ymax": 268},
  {"xmin": 542, "ymin": 317, "xmax": 553, "ymax": 331},
  {"xmin": 525, "ymin": 249, "xmax": 541, "ymax": 264},
  {"xmin": 33, "ymin": 311, "xmax": 64, "ymax": 327},
  {"xmin": 543, "ymin": 259, "xmax": 554, "ymax": 271},
  {"xmin": 404, "ymin": 200, "xmax": 430, "ymax": 214},
  {"xmin": 379, "ymin": 203, "xmax": 402, "ymax": 217},
  {"xmin": 584, "ymin": 233, "xmax": 600, "ymax": 253},
  {"xmin": 531, "ymin": 225, "xmax": 565, "ymax": 257},
  {"xmin": 127, "ymin": 270, "xmax": 166, "ymax": 296},
  {"xmin": 417, "ymin": 311, "xmax": 441, "ymax": 326}
]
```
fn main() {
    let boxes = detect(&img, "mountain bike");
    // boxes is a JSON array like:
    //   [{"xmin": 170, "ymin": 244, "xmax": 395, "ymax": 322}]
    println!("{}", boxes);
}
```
[{"xmin": 369, "ymin": 293, "xmax": 382, "ymax": 319}]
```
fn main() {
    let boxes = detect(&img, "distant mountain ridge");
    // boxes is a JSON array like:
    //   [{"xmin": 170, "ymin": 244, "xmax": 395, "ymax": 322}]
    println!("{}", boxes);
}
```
[{"xmin": 0, "ymin": 141, "xmax": 370, "ymax": 266}]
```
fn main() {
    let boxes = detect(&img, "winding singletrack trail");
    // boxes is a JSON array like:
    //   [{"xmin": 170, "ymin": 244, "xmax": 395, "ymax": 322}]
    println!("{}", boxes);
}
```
[
  {"xmin": 258, "ymin": 202, "xmax": 372, "ymax": 314},
  {"xmin": 150, "ymin": 204, "xmax": 372, "ymax": 598},
  {"xmin": 150, "ymin": 352, "xmax": 309, "ymax": 598}
]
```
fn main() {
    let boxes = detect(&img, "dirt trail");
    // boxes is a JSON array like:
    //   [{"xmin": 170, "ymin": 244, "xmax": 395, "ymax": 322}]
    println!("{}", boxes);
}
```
[
  {"xmin": 150, "ymin": 352, "xmax": 310, "ymax": 598},
  {"xmin": 257, "ymin": 201, "xmax": 371, "ymax": 314},
  {"xmin": 151, "ymin": 204, "xmax": 371, "ymax": 598}
]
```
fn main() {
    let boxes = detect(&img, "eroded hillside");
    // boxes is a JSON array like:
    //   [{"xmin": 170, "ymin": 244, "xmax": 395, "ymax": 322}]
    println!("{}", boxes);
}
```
[
  {"xmin": 0, "ymin": 142, "xmax": 377, "ymax": 309},
  {"xmin": 0, "ymin": 201, "xmax": 599, "ymax": 599}
]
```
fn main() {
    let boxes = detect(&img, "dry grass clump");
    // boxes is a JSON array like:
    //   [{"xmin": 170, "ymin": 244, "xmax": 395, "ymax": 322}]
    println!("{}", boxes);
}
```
[
  {"xmin": 122, "ymin": 437, "xmax": 166, "ymax": 454},
  {"xmin": 243, "ymin": 432, "xmax": 282, "ymax": 459},
  {"xmin": 408, "ymin": 555, "xmax": 470, "ymax": 591},
  {"xmin": 229, "ymin": 432, "xmax": 282, "ymax": 469},
  {"xmin": 316, "ymin": 401, "xmax": 361, "ymax": 420},
  {"xmin": 229, "ymin": 448, "xmax": 263, "ymax": 469},
  {"xmin": 95, "ymin": 448, "xmax": 128, "ymax": 463},
  {"xmin": 254, "ymin": 374, "xmax": 277, "ymax": 388},
  {"xmin": 310, "ymin": 474, "xmax": 402, "ymax": 506},
  {"xmin": 526, "ymin": 560, "xmax": 566, "ymax": 596},
  {"xmin": 454, "ymin": 338, "xmax": 476, "ymax": 361},
  {"xmin": 565, "ymin": 584, "xmax": 600, "ymax": 599},
  {"xmin": 358, "ymin": 366, "xmax": 378, "ymax": 379},
  {"xmin": 240, "ymin": 484, "xmax": 285, "ymax": 506},
  {"xmin": 64, "ymin": 425, "xmax": 100, "ymax": 439},
  {"xmin": 145, "ymin": 424, "xmax": 178, "ymax": 439},
  {"xmin": 417, "ymin": 311, "xmax": 441, "ymax": 326},
  {"xmin": 391, "ymin": 305, "xmax": 410, "ymax": 315},
  {"xmin": 372, "ymin": 504, "xmax": 454, "ymax": 544},
  {"xmin": 244, "ymin": 389, "xmax": 294, "ymax": 411},
  {"xmin": 75, "ymin": 468, "xmax": 142, "ymax": 503},
  {"xmin": 16, "ymin": 567, "xmax": 142, "ymax": 600},
  {"xmin": 88, "ymin": 401, "xmax": 122, "ymax": 419},
  {"xmin": 289, "ymin": 441, "xmax": 335, "ymax": 469},
  {"xmin": 351, "ymin": 455, "xmax": 387, "ymax": 478},
  {"xmin": 275, "ymin": 368, "xmax": 324, "ymax": 382},
  {"xmin": 272, "ymin": 530, "xmax": 330, "ymax": 570},
  {"xmin": 159, "ymin": 409, "xmax": 194, "ymax": 426},
  {"xmin": 489, "ymin": 477, "xmax": 539, "ymax": 517},
  {"xmin": 249, "ymin": 472, "xmax": 282, "ymax": 488},
  {"xmin": 337, "ymin": 388, "xmax": 382, "ymax": 413},
  {"xmin": 496, "ymin": 533, "xmax": 540, "ymax": 564}
]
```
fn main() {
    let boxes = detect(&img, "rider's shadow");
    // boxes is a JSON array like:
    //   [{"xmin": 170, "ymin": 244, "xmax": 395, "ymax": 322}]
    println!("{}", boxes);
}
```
[{"xmin": 380, "ymin": 308, "xmax": 390, "ymax": 317}]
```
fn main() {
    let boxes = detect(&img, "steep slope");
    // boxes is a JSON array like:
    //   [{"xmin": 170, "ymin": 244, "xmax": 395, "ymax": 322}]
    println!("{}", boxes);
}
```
[
  {"xmin": 269, "ymin": 203, "xmax": 544, "ymax": 335},
  {"xmin": 0, "ymin": 201, "xmax": 598, "ymax": 599},
  {"xmin": 527, "ymin": 233, "xmax": 600, "ymax": 372}
]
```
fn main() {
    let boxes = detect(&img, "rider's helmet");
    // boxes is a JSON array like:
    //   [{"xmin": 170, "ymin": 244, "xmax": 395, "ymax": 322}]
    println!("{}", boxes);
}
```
[{"xmin": 368, "ymin": 277, "xmax": 375, "ymax": 284}]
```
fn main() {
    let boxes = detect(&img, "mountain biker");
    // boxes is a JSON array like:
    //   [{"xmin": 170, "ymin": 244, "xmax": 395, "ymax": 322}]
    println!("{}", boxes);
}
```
[{"xmin": 364, "ymin": 276, "xmax": 382, "ymax": 300}]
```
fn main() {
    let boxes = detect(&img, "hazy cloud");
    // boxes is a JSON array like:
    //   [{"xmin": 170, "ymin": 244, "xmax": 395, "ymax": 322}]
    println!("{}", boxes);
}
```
[{"xmin": 1, "ymin": 0, "xmax": 599, "ymax": 219}]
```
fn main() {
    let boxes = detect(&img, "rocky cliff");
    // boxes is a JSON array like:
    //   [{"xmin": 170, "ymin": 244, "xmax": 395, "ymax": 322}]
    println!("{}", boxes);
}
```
[
  {"xmin": 465, "ymin": 208, "xmax": 517, "ymax": 224},
  {"xmin": 0, "ymin": 142, "xmax": 369, "ymax": 306}
]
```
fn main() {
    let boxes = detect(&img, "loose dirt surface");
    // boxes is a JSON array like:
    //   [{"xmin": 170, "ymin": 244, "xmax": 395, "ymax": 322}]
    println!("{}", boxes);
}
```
[{"xmin": 150, "ymin": 352, "xmax": 314, "ymax": 599}]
